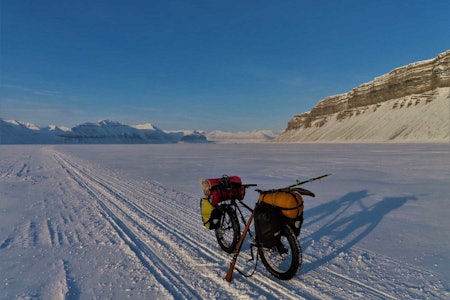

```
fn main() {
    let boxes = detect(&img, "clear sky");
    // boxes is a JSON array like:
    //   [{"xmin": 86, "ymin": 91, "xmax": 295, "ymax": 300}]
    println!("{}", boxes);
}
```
[{"xmin": 1, "ymin": 0, "xmax": 449, "ymax": 131}]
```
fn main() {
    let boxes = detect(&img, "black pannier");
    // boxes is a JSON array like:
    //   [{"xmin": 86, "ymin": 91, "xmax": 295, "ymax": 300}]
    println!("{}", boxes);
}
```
[{"xmin": 254, "ymin": 202, "xmax": 282, "ymax": 248}]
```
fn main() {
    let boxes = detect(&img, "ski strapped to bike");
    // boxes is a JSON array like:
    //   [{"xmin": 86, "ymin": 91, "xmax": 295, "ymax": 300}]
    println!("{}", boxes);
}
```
[
  {"xmin": 225, "ymin": 174, "xmax": 331, "ymax": 282},
  {"xmin": 288, "ymin": 173, "xmax": 331, "ymax": 189}
]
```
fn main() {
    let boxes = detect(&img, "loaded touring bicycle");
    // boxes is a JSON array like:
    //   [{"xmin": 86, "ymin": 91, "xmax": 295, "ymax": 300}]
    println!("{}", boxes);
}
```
[{"xmin": 199, "ymin": 174, "xmax": 330, "ymax": 281}]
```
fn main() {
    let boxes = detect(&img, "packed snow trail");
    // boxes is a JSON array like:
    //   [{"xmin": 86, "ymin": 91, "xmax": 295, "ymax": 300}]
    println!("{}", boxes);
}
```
[{"xmin": 0, "ymin": 145, "xmax": 448, "ymax": 299}]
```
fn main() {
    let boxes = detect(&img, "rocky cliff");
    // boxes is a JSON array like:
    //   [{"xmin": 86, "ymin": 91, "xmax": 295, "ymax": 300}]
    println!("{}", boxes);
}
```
[{"xmin": 277, "ymin": 50, "xmax": 450, "ymax": 142}]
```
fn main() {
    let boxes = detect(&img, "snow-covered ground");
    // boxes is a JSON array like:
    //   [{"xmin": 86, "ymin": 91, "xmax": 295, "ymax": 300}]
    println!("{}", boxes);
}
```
[{"xmin": 0, "ymin": 144, "xmax": 449, "ymax": 299}]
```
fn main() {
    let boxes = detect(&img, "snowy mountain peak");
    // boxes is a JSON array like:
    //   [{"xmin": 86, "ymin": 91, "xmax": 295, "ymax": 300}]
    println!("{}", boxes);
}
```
[
  {"xmin": 132, "ymin": 123, "xmax": 159, "ymax": 130},
  {"xmin": 46, "ymin": 124, "xmax": 71, "ymax": 132},
  {"xmin": 6, "ymin": 119, "xmax": 40, "ymax": 130},
  {"xmin": 80, "ymin": 120, "xmax": 121, "ymax": 127}
]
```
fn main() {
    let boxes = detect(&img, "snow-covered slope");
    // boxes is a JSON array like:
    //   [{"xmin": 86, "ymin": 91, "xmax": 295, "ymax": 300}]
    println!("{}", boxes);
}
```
[
  {"xmin": 0, "ymin": 119, "xmax": 68, "ymax": 144},
  {"xmin": 0, "ymin": 144, "xmax": 448, "ymax": 299},
  {"xmin": 278, "ymin": 87, "xmax": 449, "ymax": 142},
  {"xmin": 278, "ymin": 50, "xmax": 450, "ymax": 143},
  {"xmin": 206, "ymin": 130, "xmax": 278, "ymax": 143},
  {"xmin": 179, "ymin": 131, "xmax": 209, "ymax": 143},
  {"xmin": 59, "ymin": 120, "xmax": 178, "ymax": 144}
]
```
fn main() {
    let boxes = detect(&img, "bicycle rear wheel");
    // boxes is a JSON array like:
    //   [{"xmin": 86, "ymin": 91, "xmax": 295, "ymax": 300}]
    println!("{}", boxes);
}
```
[
  {"xmin": 259, "ymin": 223, "xmax": 301, "ymax": 280},
  {"xmin": 215, "ymin": 205, "xmax": 241, "ymax": 253}
]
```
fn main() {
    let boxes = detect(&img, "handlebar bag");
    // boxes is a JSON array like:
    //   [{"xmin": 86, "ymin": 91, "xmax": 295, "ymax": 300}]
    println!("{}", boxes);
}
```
[
  {"xmin": 258, "ymin": 190, "xmax": 303, "ymax": 219},
  {"xmin": 200, "ymin": 175, "xmax": 245, "ymax": 206}
]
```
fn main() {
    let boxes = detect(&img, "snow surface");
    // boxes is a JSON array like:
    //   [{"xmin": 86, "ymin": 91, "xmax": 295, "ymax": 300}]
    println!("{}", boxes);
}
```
[{"xmin": 0, "ymin": 144, "xmax": 449, "ymax": 299}]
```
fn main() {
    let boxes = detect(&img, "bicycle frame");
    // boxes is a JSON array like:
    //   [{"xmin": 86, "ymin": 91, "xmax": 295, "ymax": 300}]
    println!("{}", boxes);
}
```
[
  {"xmin": 226, "ymin": 197, "xmax": 302, "ymax": 282},
  {"xmin": 233, "ymin": 199, "xmax": 254, "ymax": 227},
  {"xmin": 225, "ymin": 207, "xmax": 255, "ymax": 282},
  {"xmin": 221, "ymin": 174, "xmax": 330, "ymax": 282}
]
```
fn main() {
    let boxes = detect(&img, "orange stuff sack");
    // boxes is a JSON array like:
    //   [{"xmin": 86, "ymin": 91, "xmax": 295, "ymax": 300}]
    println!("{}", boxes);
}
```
[{"xmin": 258, "ymin": 190, "xmax": 303, "ymax": 219}]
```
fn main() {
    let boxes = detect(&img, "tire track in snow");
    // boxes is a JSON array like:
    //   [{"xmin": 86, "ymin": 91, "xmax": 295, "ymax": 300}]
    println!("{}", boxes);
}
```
[
  {"xmin": 54, "ymin": 152, "xmax": 219, "ymax": 265},
  {"xmin": 0, "ymin": 238, "xmax": 14, "ymax": 249},
  {"xmin": 54, "ymin": 152, "xmax": 204, "ymax": 299},
  {"xmin": 53, "ymin": 151, "xmax": 224, "ymax": 263}
]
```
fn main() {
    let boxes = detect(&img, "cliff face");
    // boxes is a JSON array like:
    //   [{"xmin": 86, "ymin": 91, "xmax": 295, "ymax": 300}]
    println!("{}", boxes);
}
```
[{"xmin": 279, "ymin": 50, "xmax": 450, "ymax": 142}]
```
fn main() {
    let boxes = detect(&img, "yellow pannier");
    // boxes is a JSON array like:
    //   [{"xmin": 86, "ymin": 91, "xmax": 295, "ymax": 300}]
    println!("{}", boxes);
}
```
[
  {"xmin": 258, "ymin": 190, "xmax": 303, "ymax": 219},
  {"xmin": 200, "ymin": 198, "xmax": 221, "ymax": 229}
]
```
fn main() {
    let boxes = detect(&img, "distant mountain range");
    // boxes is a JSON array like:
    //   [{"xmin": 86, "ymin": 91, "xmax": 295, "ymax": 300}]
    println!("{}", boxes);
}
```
[
  {"xmin": 0, "ymin": 119, "xmax": 278, "ymax": 144},
  {"xmin": 3, "ymin": 51, "xmax": 448, "ymax": 144},
  {"xmin": 277, "ymin": 50, "xmax": 450, "ymax": 143}
]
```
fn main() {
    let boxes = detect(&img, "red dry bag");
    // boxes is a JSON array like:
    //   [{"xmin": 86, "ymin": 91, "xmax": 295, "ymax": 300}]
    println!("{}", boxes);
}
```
[{"xmin": 200, "ymin": 175, "xmax": 245, "ymax": 206}]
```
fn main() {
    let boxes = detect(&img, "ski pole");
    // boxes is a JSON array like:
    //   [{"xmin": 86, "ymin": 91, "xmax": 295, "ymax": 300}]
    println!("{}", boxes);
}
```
[
  {"xmin": 291, "ymin": 173, "xmax": 331, "ymax": 187},
  {"xmin": 225, "ymin": 209, "xmax": 255, "ymax": 282}
]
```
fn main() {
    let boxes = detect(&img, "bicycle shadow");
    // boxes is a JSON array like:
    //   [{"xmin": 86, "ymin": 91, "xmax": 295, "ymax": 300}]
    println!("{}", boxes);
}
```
[{"xmin": 301, "ymin": 190, "xmax": 417, "ymax": 274}]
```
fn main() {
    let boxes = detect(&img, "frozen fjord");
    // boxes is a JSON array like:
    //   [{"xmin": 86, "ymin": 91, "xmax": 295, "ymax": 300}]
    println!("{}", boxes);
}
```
[{"xmin": 0, "ymin": 143, "xmax": 449, "ymax": 299}]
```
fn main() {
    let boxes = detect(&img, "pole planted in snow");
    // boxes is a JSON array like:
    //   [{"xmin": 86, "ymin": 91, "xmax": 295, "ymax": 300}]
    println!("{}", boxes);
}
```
[{"xmin": 225, "ymin": 210, "xmax": 255, "ymax": 282}]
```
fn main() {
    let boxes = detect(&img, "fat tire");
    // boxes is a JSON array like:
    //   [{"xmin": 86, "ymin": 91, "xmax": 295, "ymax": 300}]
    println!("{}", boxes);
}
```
[
  {"xmin": 259, "ymin": 223, "xmax": 301, "ymax": 280},
  {"xmin": 215, "ymin": 206, "xmax": 241, "ymax": 253}
]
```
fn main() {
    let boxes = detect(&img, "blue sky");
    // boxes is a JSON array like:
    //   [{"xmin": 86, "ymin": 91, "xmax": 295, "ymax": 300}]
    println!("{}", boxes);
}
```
[{"xmin": 1, "ymin": 0, "xmax": 449, "ymax": 131}]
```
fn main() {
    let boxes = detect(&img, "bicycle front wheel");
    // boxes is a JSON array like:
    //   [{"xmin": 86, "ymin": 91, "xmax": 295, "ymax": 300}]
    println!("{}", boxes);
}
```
[
  {"xmin": 215, "ymin": 205, "xmax": 241, "ymax": 254},
  {"xmin": 259, "ymin": 223, "xmax": 301, "ymax": 280}
]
